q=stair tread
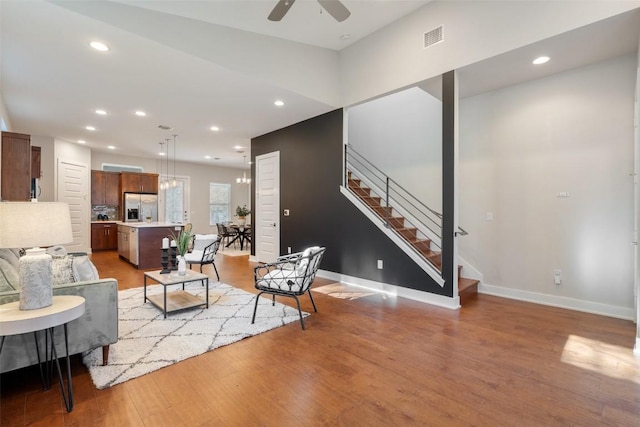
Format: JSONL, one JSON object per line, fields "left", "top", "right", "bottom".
{"left": 459, "top": 277, "right": 479, "bottom": 292}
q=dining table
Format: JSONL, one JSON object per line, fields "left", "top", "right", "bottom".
{"left": 226, "top": 224, "right": 252, "bottom": 251}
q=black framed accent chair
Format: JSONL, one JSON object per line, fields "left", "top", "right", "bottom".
{"left": 252, "top": 246, "right": 326, "bottom": 330}
{"left": 216, "top": 223, "right": 238, "bottom": 250}
{"left": 184, "top": 234, "right": 221, "bottom": 281}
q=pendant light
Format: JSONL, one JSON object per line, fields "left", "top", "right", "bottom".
{"left": 236, "top": 155, "right": 251, "bottom": 184}
{"left": 158, "top": 141, "right": 165, "bottom": 191}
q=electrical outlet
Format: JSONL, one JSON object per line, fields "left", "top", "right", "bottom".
{"left": 288, "top": 246, "right": 292, "bottom": 254}
{"left": 554, "top": 269, "right": 562, "bottom": 285}
{"left": 377, "top": 260, "right": 383, "bottom": 269}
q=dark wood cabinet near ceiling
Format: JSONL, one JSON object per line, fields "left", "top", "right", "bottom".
{"left": 91, "top": 170, "right": 120, "bottom": 206}
{"left": 31, "top": 146, "right": 41, "bottom": 179}
{"left": 1, "top": 131, "right": 31, "bottom": 201}
{"left": 120, "top": 172, "right": 158, "bottom": 194}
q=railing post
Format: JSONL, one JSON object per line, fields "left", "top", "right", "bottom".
{"left": 385, "top": 177, "right": 390, "bottom": 227}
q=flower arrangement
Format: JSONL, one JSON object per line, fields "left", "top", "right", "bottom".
{"left": 236, "top": 205, "right": 251, "bottom": 218}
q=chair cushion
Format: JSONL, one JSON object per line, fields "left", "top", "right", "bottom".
{"left": 258, "top": 269, "right": 303, "bottom": 292}
{"left": 184, "top": 250, "right": 204, "bottom": 263}
{"left": 193, "top": 234, "right": 217, "bottom": 251}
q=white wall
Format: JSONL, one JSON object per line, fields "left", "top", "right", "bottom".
{"left": 459, "top": 54, "right": 637, "bottom": 316}
{"left": 347, "top": 86, "right": 442, "bottom": 211}
{"left": 30, "top": 135, "right": 55, "bottom": 201}
{"left": 340, "top": 1, "right": 640, "bottom": 107}
{"left": 91, "top": 151, "right": 250, "bottom": 233}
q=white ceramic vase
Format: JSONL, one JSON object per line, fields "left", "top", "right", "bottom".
{"left": 177, "top": 255, "right": 187, "bottom": 276}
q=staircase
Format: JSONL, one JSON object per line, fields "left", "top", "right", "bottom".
{"left": 347, "top": 171, "right": 479, "bottom": 303}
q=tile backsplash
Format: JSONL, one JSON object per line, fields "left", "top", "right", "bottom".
{"left": 92, "top": 205, "right": 119, "bottom": 221}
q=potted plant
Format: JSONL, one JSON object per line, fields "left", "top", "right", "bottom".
{"left": 235, "top": 205, "right": 251, "bottom": 226}
{"left": 171, "top": 229, "right": 192, "bottom": 275}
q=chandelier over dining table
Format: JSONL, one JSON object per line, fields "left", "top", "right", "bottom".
{"left": 237, "top": 155, "right": 251, "bottom": 184}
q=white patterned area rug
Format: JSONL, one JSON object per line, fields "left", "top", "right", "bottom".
{"left": 82, "top": 282, "right": 306, "bottom": 389}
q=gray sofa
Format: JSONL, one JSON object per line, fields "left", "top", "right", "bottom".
{"left": 0, "top": 248, "right": 118, "bottom": 373}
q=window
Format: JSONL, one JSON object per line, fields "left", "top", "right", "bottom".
{"left": 165, "top": 180, "right": 185, "bottom": 223}
{"left": 209, "top": 183, "right": 230, "bottom": 225}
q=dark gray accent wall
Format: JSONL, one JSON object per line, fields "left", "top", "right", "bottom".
{"left": 441, "top": 71, "right": 456, "bottom": 297}
{"left": 251, "top": 109, "right": 446, "bottom": 296}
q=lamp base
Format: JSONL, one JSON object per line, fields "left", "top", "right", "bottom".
{"left": 18, "top": 251, "right": 53, "bottom": 310}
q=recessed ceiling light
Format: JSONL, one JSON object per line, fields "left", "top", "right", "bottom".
{"left": 210, "top": 126, "right": 220, "bottom": 132}
{"left": 205, "top": 155, "right": 211, "bottom": 159}
{"left": 78, "top": 140, "right": 86, "bottom": 144}
{"left": 107, "top": 145, "right": 115, "bottom": 150}
{"left": 135, "top": 111, "right": 146, "bottom": 117}
{"left": 90, "top": 41, "right": 109, "bottom": 52}
{"left": 532, "top": 56, "right": 550, "bottom": 65}
{"left": 85, "top": 126, "right": 96, "bottom": 131}
{"left": 95, "top": 109, "right": 107, "bottom": 115}
{"left": 274, "top": 100, "right": 285, "bottom": 107}
{"left": 159, "top": 152, "right": 166, "bottom": 156}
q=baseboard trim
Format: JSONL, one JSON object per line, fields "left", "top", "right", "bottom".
{"left": 317, "top": 269, "right": 460, "bottom": 310}
{"left": 479, "top": 283, "right": 634, "bottom": 320}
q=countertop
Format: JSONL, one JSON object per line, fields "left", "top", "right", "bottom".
{"left": 115, "top": 222, "right": 184, "bottom": 229}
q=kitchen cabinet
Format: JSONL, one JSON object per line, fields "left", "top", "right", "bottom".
{"left": 91, "top": 222, "right": 118, "bottom": 251}
{"left": 119, "top": 172, "right": 158, "bottom": 194}
{"left": 1, "top": 131, "right": 31, "bottom": 201}
{"left": 91, "top": 170, "right": 120, "bottom": 206}
{"left": 31, "top": 146, "right": 41, "bottom": 179}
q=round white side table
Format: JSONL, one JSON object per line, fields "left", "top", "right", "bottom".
{"left": 0, "top": 295, "right": 85, "bottom": 412}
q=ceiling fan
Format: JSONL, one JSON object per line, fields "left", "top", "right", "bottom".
{"left": 268, "top": 0, "right": 351, "bottom": 22}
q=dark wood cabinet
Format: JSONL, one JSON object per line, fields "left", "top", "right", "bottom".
{"left": 120, "top": 172, "right": 158, "bottom": 194}
{"left": 1, "top": 131, "right": 31, "bottom": 201}
{"left": 31, "top": 146, "right": 41, "bottom": 179}
{"left": 91, "top": 170, "right": 120, "bottom": 206}
{"left": 91, "top": 222, "right": 118, "bottom": 251}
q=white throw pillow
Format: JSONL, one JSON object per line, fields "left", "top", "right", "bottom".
{"left": 296, "top": 246, "right": 320, "bottom": 275}
{"left": 52, "top": 255, "right": 75, "bottom": 285}
{"left": 71, "top": 255, "right": 99, "bottom": 282}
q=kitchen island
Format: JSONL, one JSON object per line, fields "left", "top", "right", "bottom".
{"left": 117, "top": 222, "right": 184, "bottom": 269}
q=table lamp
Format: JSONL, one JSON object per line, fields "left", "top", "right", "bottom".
{"left": 0, "top": 202, "right": 73, "bottom": 310}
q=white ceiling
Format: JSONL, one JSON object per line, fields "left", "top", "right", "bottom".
{"left": 0, "top": 0, "right": 431, "bottom": 169}
{"left": 2, "top": 1, "right": 639, "bottom": 170}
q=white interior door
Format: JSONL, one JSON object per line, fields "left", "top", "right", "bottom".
{"left": 255, "top": 151, "right": 280, "bottom": 263}
{"left": 57, "top": 159, "right": 89, "bottom": 253}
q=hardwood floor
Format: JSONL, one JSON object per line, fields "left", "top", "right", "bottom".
{"left": 1, "top": 250, "right": 639, "bottom": 426}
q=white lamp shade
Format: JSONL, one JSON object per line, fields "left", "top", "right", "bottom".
{"left": 0, "top": 202, "right": 73, "bottom": 249}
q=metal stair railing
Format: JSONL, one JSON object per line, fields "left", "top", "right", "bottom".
{"left": 344, "top": 144, "right": 467, "bottom": 274}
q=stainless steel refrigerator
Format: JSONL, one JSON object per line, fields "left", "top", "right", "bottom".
{"left": 124, "top": 192, "right": 158, "bottom": 222}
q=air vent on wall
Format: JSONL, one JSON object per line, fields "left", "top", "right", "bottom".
{"left": 424, "top": 26, "right": 443, "bottom": 48}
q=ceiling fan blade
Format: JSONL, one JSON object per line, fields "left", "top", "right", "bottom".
{"left": 317, "top": 0, "right": 351, "bottom": 22}
{"left": 268, "top": 0, "right": 296, "bottom": 21}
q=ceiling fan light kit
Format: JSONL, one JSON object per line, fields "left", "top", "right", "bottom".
{"left": 268, "top": 0, "right": 350, "bottom": 22}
